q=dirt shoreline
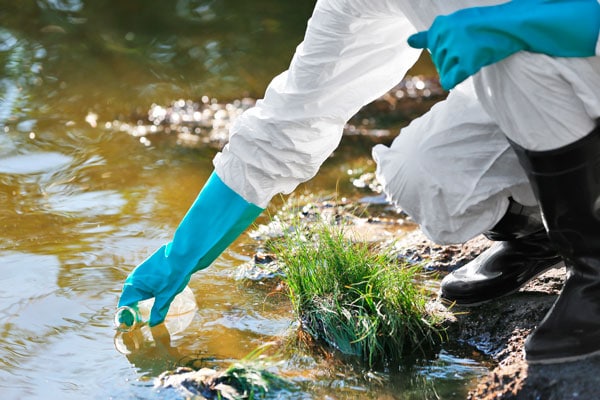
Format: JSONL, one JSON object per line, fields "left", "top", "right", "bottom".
{"left": 395, "top": 229, "right": 600, "bottom": 400}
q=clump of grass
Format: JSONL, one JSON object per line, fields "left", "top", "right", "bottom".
{"left": 273, "top": 222, "right": 445, "bottom": 368}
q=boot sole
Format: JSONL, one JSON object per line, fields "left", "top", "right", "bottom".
{"left": 439, "top": 261, "right": 564, "bottom": 307}
{"left": 525, "top": 347, "right": 600, "bottom": 365}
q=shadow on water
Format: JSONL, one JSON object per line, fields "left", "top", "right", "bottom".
{"left": 0, "top": 1, "right": 486, "bottom": 399}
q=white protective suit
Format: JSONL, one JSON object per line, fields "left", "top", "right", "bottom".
{"left": 213, "top": 0, "right": 600, "bottom": 244}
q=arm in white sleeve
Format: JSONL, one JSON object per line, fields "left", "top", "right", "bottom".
{"left": 213, "top": 0, "right": 421, "bottom": 207}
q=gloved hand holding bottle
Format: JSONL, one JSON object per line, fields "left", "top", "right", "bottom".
{"left": 408, "top": 0, "right": 600, "bottom": 90}
{"left": 117, "top": 172, "right": 263, "bottom": 327}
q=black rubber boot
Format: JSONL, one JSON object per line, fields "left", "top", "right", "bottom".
{"left": 440, "top": 199, "right": 562, "bottom": 306}
{"left": 509, "top": 123, "right": 600, "bottom": 364}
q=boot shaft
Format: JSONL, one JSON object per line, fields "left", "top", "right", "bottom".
{"left": 509, "top": 123, "right": 600, "bottom": 259}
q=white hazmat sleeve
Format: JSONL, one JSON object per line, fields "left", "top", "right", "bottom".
{"left": 213, "top": 0, "right": 421, "bottom": 207}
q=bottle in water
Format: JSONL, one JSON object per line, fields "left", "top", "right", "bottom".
{"left": 114, "top": 285, "right": 197, "bottom": 335}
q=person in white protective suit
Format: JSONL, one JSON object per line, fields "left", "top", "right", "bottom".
{"left": 118, "top": 0, "right": 600, "bottom": 364}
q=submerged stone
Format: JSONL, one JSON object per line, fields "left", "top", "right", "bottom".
{"left": 156, "top": 357, "right": 294, "bottom": 400}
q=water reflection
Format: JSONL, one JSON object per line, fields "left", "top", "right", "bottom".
{"left": 46, "top": 188, "right": 126, "bottom": 215}
{"left": 0, "top": 151, "right": 71, "bottom": 174}
{"left": 0, "top": 252, "right": 61, "bottom": 309}
{"left": 0, "top": 28, "right": 43, "bottom": 126}
{"left": 115, "top": 324, "right": 187, "bottom": 376}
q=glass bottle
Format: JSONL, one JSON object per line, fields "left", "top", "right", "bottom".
{"left": 114, "top": 285, "right": 197, "bottom": 334}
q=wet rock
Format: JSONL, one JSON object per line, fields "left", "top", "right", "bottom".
{"left": 157, "top": 365, "right": 290, "bottom": 400}
{"left": 233, "top": 252, "right": 283, "bottom": 281}
{"left": 156, "top": 347, "right": 294, "bottom": 400}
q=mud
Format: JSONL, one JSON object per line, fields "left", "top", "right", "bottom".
{"left": 392, "top": 229, "right": 600, "bottom": 400}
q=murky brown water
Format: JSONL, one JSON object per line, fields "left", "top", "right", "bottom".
{"left": 0, "top": 1, "right": 487, "bottom": 399}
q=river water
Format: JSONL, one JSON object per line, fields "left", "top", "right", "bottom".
{"left": 0, "top": 1, "right": 489, "bottom": 399}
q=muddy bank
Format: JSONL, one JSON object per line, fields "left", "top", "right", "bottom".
{"left": 375, "top": 224, "right": 600, "bottom": 400}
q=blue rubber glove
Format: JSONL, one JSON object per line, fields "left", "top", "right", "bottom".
{"left": 118, "top": 172, "right": 263, "bottom": 326}
{"left": 408, "top": 0, "right": 600, "bottom": 90}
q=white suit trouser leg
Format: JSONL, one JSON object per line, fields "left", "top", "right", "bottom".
{"left": 373, "top": 53, "right": 600, "bottom": 245}
{"left": 373, "top": 80, "right": 536, "bottom": 245}
{"left": 473, "top": 53, "right": 600, "bottom": 152}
